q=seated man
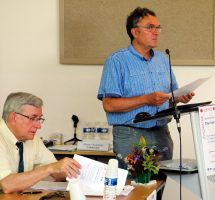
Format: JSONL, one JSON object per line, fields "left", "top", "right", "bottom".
{"left": 0, "top": 92, "right": 81, "bottom": 194}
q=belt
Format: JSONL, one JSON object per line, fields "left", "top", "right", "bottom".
{"left": 114, "top": 125, "right": 163, "bottom": 130}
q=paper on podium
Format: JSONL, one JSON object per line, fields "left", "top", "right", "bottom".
{"left": 66, "top": 154, "right": 128, "bottom": 196}
{"left": 169, "top": 76, "right": 211, "bottom": 97}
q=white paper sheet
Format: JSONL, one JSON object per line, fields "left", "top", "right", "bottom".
{"left": 31, "top": 181, "right": 68, "bottom": 191}
{"left": 169, "top": 76, "right": 211, "bottom": 97}
{"left": 48, "top": 145, "right": 77, "bottom": 151}
{"left": 67, "top": 154, "right": 128, "bottom": 196}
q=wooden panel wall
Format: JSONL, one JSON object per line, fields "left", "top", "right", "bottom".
{"left": 60, "top": 0, "right": 215, "bottom": 65}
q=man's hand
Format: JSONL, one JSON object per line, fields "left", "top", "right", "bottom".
{"left": 145, "top": 92, "right": 170, "bottom": 106}
{"left": 177, "top": 92, "right": 195, "bottom": 104}
{"left": 0, "top": 157, "right": 81, "bottom": 194}
{"left": 49, "top": 157, "right": 81, "bottom": 179}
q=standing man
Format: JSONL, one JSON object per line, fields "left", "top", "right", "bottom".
{"left": 0, "top": 92, "right": 81, "bottom": 193}
{"left": 97, "top": 7, "right": 194, "bottom": 169}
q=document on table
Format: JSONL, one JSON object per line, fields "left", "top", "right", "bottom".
{"left": 48, "top": 145, "right": 77, "bottom": 151}
{"left": 67, "top": 154, "right": 128, "bottom": 196}
{"left": 169, "top": 76, "right": 211, "bottom": 97}
{"left": 31, "top": 181, "right": 68, "bottom": 191}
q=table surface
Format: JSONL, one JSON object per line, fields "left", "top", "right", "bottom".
{"left": 0, "top": 180, "right": 165, "bottom": 200}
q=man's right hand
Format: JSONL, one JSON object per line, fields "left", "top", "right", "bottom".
{"left": 49, "top": 157, "right": 81, "bottom": 179}
{"left": 145, "top": 92, "right": 170, "bottom": 106}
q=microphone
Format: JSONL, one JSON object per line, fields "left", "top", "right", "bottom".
{"left": 165, "top": 49, "right": 182, "bottom": 200}
{"left": 64, "top": 114, "right": 81, "bottom": 144}
{"left": 165, "top": 49, "right": 180, "bottom": 126}
{"left": 72, "top": 115, "right": 79, "bottom": 128}
{"left": 165, "top": 48, "right": 170, "bottom": 55}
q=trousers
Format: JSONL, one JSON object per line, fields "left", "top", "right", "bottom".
{"left": 113, "top": 125, "right": 173, "bottom": 169}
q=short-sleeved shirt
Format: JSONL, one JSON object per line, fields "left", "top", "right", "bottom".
{"left": 97, "top": 44, "right": 178, "bottom": 128}
{"left": 0, "top": 119, "right": 57, "bottom": 180}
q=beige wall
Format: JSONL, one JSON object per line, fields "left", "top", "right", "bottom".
{"left": 0, "top": 1, "right": 215, "bottom": 198}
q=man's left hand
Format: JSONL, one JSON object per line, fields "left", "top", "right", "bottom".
{"left": 177, "top": 92, "right": 195, "bottom": 104}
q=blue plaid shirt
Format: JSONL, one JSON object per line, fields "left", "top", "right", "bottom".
{"left": 97, "top": 44, "right": 178, "bottom": 128}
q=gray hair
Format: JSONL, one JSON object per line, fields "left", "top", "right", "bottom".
{"left": 2, "top": 92, "right": 43, "bottom": 121}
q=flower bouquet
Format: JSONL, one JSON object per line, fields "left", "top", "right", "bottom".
{"left": 125, "top": 136, "right": 160, "bottom": 184}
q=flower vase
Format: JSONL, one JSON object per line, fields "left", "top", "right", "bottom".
{"left": 135, "top": 171, "right": 151, "bottom": 184}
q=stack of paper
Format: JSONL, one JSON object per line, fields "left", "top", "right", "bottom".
{"left": 67, "top": 154, "right": 128, "bottom": 196}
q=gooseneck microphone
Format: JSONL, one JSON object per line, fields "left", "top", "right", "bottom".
{"left": 165, "top": 49, "right": 181, "bottom": 128}
{"left": 166, "top": 49, "right": 182, "bottom": 200}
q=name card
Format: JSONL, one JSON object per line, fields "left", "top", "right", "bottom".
{"left": 77, "top": 140, "right": 110, "bottom": 151}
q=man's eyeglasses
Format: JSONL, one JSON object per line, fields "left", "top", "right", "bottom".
{"left": 15, "top": 112, "right": 45, "bottom": 124}
{"left": 135, "top": 25, "right": 162, "bottom": 33}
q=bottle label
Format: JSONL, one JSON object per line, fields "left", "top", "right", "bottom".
{"left": 104, "top": 178, "right": 117, "bottom": 186}
{"left": 83, "top": 128, "right": 91, "bottom": 133}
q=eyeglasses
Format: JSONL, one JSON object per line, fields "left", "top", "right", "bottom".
{"left": 15, "top": 112, "right": 45, "bottom": 124}
{"left": 135, "top": 25, "right": 162, "bottom": 33}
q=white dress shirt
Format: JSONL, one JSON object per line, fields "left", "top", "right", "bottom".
{"left": 0, "top": 119, "right": 57, "bottom": 180}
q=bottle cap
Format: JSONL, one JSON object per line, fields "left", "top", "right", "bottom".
{"left": 83, "top": 128, "right": 91, "bottom": 133}
{"left": 106, "top": 159, "right": 118, "bottom": 178}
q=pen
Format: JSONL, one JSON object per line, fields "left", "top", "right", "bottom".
{"left": 21, "top": 191, "right": 42, "bottom": 194}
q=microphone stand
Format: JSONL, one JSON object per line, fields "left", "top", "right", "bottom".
{"left": 64, "top": 115, "right": 82, "bottom": 145}
{"left": 166, "top": 49, "right": 182, "bottom": 200}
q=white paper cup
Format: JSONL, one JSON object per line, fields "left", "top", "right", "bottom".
{"left": 106, "top": 159, "right": 118, "bottom": 178}
{"left": 69, "top": 179, "right": 86, "bottom": 200}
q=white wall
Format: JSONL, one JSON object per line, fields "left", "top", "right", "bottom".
{"left": 0, "top": 0, "right": 107, "bottom": 143}
{"left": 0, "top": 1, "right": 215, "bottom": 198}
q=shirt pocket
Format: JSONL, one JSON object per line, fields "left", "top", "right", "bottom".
{"left": 155, "top": 70, "right": 171, "bottom": 93}
{"left": 125, "top": 70, "right": 152, "bottom": 96}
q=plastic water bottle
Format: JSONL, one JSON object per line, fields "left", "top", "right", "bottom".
{"left": 82, "top": 127, "right": 93, "bottom": 140}
{"left": 94, "top": 127, "right": 102, "bottom": 140}
{"left": 103, "top": 159, "right": 118, "bottom": 200}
